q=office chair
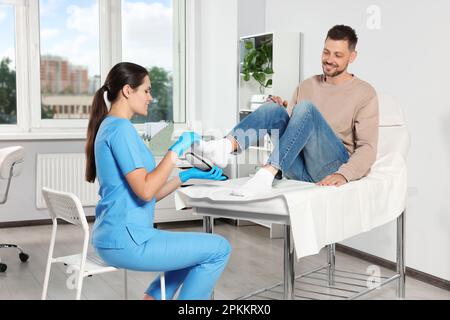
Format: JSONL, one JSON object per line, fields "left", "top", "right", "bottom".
{"left": 0, "top": 146, "right": 29, "bottom": 272}
{"left": 41, "top": 187, "right": 166, "bottom": 300}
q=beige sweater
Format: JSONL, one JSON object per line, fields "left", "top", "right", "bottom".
{"left": 287, "top": 75, "right": 379, "bottom": 182}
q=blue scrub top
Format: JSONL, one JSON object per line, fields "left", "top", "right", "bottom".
{"left": 92, "top": 116, "right": 158, "bottom": 249}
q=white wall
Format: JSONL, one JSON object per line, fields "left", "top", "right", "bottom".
{"left": 193, "top": 0, "right": 238, "bottom": 138}
{"left": 238, "top": 0, "right": 266, "bottom": 37}
{"left": 266, "top": 0, "right": 450, "bottom": 280}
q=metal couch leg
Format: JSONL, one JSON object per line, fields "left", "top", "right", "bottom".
{"left": 203, "top": 216, "right": 214, "bottom": 234}
{"left": 203, "top": 216, "right": 215, "bottom": 300}
{"left": 327, "top": 244, "right": 336, "bottom": 286}
{"left": 396, "top": 210, "right": 406, "bottom": 299}
{"left": 283, "top": 225, "right": 295, "bottom": 300}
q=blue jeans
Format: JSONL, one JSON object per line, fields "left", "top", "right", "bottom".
{"left": 229, "top": 101, "right": 349, "bottom": 182}
{"left": 95, "top": 229, "right": 231, "bottom": 300}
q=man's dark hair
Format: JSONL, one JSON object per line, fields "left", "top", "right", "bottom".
{"left": 326, "top": 25, "right": 358, "bottom": 51}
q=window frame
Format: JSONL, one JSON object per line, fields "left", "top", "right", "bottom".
{"left": 0, "top": 0, "right": 191, "bottom": 139}
{"left": 29, "top": 0, "right": 101, "bottom": 131}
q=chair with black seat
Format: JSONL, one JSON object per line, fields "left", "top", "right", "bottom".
{"left": 0, "top": 146, "right": 29, "bottom": 272}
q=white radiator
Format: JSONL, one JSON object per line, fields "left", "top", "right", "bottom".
{"left": 36, "top": 153, "right": 100, "bottom": 209}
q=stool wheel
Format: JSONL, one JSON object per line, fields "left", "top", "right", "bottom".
{"left": 19, "top": 252, "right": 29, "bottom": 263}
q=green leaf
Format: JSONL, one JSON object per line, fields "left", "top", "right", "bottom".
{"left": 265, "top": 79, "right": 272, "bottom": 87}
{"left": 241, "top": 37, "right": 273, "bottom": 87}
{"left": 253, "top": 72, "right": 266, "bottom": 85}
{"left": 244, "top": 50, "right": 256, "bottom": 67}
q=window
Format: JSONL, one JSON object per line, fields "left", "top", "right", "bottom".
{"left": 39, "top": 0, "right": 100, "bottom": 121}
{"left": 0, "top": 0, "right": 188, "bottom": 138}
{"left": 122, "top": 0, "right": 185, "bottom": 124}
{"left": 0, "top": 4, "right": 17, "bottom": 125}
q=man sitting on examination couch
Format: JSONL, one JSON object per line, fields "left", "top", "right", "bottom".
{"left": 195, "top": 25, "right": 379, "bottom": 197}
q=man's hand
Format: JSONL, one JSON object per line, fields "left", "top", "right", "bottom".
{"left": 268, "top": 95, "right": 288, "bottom": 107}
{"left": 316, "top": 173, "right": 348, "bottom": 187}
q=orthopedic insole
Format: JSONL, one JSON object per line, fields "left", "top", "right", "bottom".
{"left": 185, "top": 152, "right": 228, "bottom": 180}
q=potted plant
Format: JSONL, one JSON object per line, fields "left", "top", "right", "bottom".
{"left": 242, "top": 38, "right": 273, "bottom": 93}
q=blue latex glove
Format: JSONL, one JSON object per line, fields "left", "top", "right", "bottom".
{"left": 168, "top": 131, "right": 201, "bottom": 157}
{"left": 179, "top": 166, "right": 227, "bottom": 183}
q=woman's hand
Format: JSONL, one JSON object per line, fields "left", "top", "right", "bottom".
{"left": 169, "top": 131, "right": 201, "bottom": 157}
{"left": 179, "top": 166, "right": 227, "bottom": 183}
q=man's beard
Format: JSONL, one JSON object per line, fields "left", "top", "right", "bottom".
{"left": 322, "top": 62, "right": 348, "bottom": 78}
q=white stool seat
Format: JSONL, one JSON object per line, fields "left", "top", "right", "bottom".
{"left": 53, "top": 252, "right": 118, "bottom": 275}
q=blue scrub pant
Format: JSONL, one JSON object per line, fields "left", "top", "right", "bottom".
{"left": 95, "top": 229, "right": 231, "bottom": 300}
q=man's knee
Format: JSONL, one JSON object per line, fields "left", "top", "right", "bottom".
{"left": 291, "top": 100, "right": 318, "bottom": 117}
{"left": 259, "top": 102, "right": 288, "bottom": 117}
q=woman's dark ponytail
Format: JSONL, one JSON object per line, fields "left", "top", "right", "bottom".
{"left": 85, "top": 62, "right": 148, "bottom": 183}
{"left": 85, "top": 86, "right": 109, "bottom": 183}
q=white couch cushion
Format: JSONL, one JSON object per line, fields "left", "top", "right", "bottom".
{"left": 376, "top": 94, "right": 410, "bottom": 159}
{"left": 378, "top": 93, "right": 405, "bottom": 126}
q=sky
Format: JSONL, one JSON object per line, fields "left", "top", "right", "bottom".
{"left": 0, "top": 5, "right": 16, "bottom": 69}
{"left": 0, "top": 0, "right": 173, "bottom": 77}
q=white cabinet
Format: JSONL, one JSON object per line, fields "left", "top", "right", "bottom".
{"left": 153, "top": 157, "right": 202, "bottom": 224}
{"left": 235, "top": 32, "right": 302, "bottom": 238}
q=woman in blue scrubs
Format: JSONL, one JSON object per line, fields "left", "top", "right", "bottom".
{"left": 85, "top": 62, "right": 231, "bottom": 300}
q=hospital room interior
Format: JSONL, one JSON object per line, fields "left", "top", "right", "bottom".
{"left": 0, "top": 0, "right": 449, "bottom": 301}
